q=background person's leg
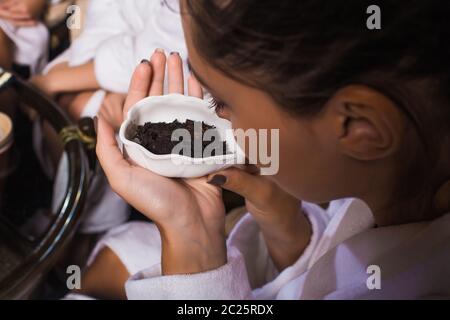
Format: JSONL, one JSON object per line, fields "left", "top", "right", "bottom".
{"left": 59, "top": 90, "right": 96, "bottom": 121}
{"left": 75, "top": 247, "right": 130, "bottom": 300}
{"left": 71, "top": 222, "right": 163, "bottom": 300}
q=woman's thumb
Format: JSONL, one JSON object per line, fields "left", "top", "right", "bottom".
{"left": 207, "top": 167, "right": 268, "bottom": 201}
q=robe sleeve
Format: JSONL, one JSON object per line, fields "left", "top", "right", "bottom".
{"left": 125, "top": 202, "right": 330, "bottom": 300}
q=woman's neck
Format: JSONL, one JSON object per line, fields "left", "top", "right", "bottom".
{"left": 364, "top": 191, "right": 439, "bottom": 227}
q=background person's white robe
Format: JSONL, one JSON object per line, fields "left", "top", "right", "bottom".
{"left": 0, "top": 19, "right": 48, "bottom": 75}
{"left": 46, "top": 0, "right": 188, "bottom": 94}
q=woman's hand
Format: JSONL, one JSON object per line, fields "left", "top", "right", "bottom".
{"left": 207, "top": 167, "right": 312, "bottom": 271}
{"left": 0, "top": 0, "right": 47, "bottom": 27}
{"left": 96, "top": 51, "right": 227, "bottom": 275}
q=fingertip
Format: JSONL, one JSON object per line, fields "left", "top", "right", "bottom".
{"left": 129, "top": 61, "right": 152, "bottom": 90}
{"left": 207, "top": 174, "right": 227, "bottom": 187}
{"left": 168, "top": 52, "right": 182, "bottom": 68}
{"left": 151, "top": 50, "right": 166, "bottom": 67}
{"left": 149, "top": 49, "right": 167, "bottom": 96}
{"left": 152, "top": 48, "right": 166, "bottom": 59}
{"left": 188, "top": 75, "right": 203, "bottom": 98}
{"left": 124, "top": 60, "right": 154, "bottom": 113}
{"left": 135, "top": 60, "right": 152, "bottom": 77}
{"left": 168, "top": 52, "right": 184, "bottom": 94}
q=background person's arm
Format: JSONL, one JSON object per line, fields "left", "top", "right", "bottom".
{"left": 31, "top": 62, "right": 100, "bottom": 96}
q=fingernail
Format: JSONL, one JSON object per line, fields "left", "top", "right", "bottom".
{"left": 155, "top": 48, "right": 165, "bottom": 54}
{"left": 170, "top": 51, "right": 180, "bottom": 56}
{"left": 207, "top": 175, "right": 227, "bottom": 187}
{"left": 93, "top": 116, "right": 98, "bottom": 135}
{"left": 140, "top": 59, "right": 151, "bottom": 65}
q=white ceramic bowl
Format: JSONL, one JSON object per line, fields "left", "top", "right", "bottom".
{"left": 119, "top": 94, "right": 244, "bottom": 178}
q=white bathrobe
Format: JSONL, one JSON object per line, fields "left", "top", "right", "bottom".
{"left": 47, "top": 0, "right": 187, "bottom": 95}
{"left": 0, "top": 17, "right": 48, "bottom": 75}
{"left": 79, "top": 198, "right": 450, "bottom": 300}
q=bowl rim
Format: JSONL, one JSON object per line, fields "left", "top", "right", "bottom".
{"left": 119, "top": 94, "right": 240, "bottom": 164}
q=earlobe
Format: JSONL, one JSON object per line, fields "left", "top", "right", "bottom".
{"left": 330, "top": 86, "right": 405, "bottom": 161}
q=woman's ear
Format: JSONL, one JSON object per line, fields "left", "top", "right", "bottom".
{"left": 328, "top": 85, "right": 406, "bottom": 161}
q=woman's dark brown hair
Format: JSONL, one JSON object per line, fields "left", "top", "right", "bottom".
{"left": 181, "top": 0, "right": 450, "bottom": 219}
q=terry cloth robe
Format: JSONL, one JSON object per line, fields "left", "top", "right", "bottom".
{"left": 76, "top": 198, "right": 450, "bottom": 299}
{"left": 45, "top": 0, "right": 188, "bottom": 96}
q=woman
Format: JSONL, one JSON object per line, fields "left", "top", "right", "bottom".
{"left": 82, "top": 0, "right": 450, "bottom": 299}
